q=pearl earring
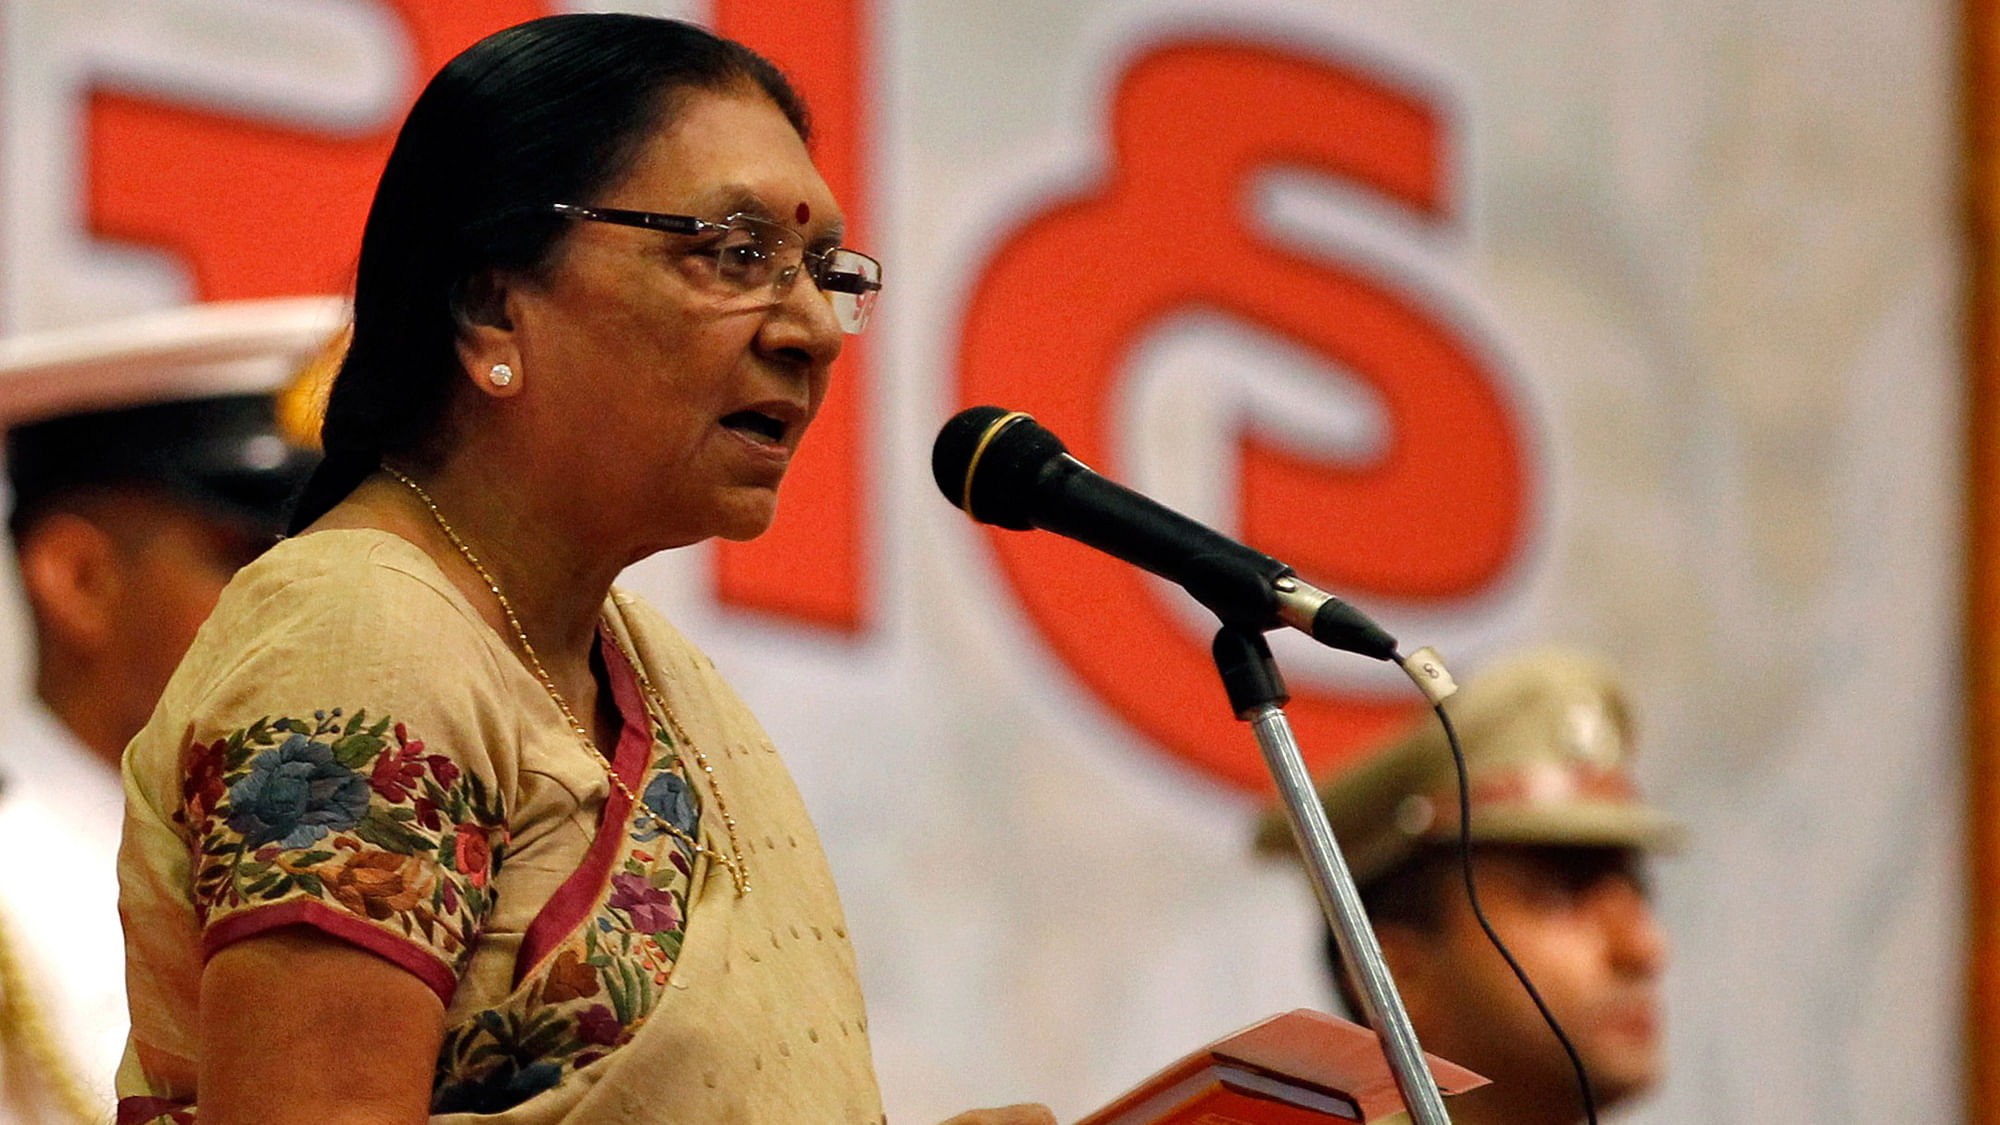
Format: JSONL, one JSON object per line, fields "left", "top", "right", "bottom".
{"left": 487, "top": 362, "right": 515, "bottom": 388}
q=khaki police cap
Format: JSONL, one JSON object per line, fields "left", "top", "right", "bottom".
{"left": 1254, "top": 647, "right": 1683, "bottom": 886}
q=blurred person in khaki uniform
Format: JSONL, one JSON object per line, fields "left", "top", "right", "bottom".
{"left": 0, "top": 298, "right": 332, "bottom": 1123}
{"left": 1256, "top": 648, "right": 1680, "bottom": 1125}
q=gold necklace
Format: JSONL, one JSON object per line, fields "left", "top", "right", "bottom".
{"left": 384, "top": 467, "right": 749, "bottom": 896}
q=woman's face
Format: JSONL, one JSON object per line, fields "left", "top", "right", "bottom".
{"left": 500, "top": 88, "right": 846, "bottom": 550}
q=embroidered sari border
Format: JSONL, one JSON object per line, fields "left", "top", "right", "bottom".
{"left": 201, "top": 898, "right": 460, "bottom": 1004}
{"left": 512, "top": 627, "right": 656, "bottom": 985}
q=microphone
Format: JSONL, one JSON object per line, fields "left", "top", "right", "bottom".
{"left": 932, "top": 406, "right": 1399, "bottom": 661}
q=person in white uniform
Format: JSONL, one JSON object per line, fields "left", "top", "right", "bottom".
{"left": 0, "top": 299, "right": 332, "bottom": 1123}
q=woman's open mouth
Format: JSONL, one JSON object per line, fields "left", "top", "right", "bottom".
{"left": 720, "top": 409, "right": 787, "bottom": 444}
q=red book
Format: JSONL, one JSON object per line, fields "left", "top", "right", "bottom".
{"left": 1076, "top": 1009, "right": 1487, "bottom": 1125}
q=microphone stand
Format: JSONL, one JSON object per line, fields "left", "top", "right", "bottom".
{"left": 1212, "top": 627, "right": 1453, "bottom": 1125}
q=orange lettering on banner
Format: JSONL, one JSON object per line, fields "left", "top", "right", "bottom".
{"left": 954, "top": 42, "right": 1531, "bottom": 791}
{"left": 86, "top": 2, "right": 550, "bottom": 300}
{"left": 712, "top": 0, "right": 872, "bottom": 633}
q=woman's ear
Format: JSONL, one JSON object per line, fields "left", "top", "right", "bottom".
{"left": 453, "top": 270, "right": 525, "bottom": 399}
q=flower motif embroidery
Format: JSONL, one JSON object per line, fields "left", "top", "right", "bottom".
{"left": 454, "top": 823, "right": 493, "bottom": 889}
{"left": 369, "top": 746, "right": 425, "bottom": 804}
{"left": 175, "top": 695, "right": 724, "bottom": 1118}
{"left": 576, "top": 1004, "right": 622, "bottom": 1047}
{"left": 188, "top": 708, "right": 698, "bottom": 1116}
{"left": 185, "top": 708, "right": 506, "bottom": 964}
{"left": 639, "top": 770, "right": 698, "bottom": 837}
{"left": 431, "top": 740, "right": 699, "bottom": 1113}
{"left": 432, "top": 1057, "right": 565, "bottom": 1116}
{"left": 322, "top": 848, "right": 435, "bottom": 921}
{"left": 541, "top": 949, "right": 599, "bottom": 1004}
{"left": 608, "top": 871, "right": 681, "bottom": 936}
{"left": 225, "top": 733, "right": 371, "bottom": 849}
{"left": 177, "top": 728, "right": 229, "bottom": 827}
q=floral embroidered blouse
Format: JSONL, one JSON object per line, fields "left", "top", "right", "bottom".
{"left": 115, "top": 530, "right": 882, "bottom": 1124}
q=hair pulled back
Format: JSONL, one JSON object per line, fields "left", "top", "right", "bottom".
{"left": 288, "top": 14, "right": 809, "bottom": 533}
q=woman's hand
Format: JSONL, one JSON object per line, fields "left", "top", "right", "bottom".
{"left": 937, "top": 1106, "right": 1058, "bottom": 1125}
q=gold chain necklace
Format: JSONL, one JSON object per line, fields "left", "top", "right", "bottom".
{"left": 384, "top": 467, "right": 749, "bottom": 896}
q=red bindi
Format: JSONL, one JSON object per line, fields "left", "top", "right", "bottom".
{"left": 795, "top": 202, "right": 811, "bottom": 224}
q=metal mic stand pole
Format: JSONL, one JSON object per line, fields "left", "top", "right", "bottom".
{"left": 1212, "top": 626, "right": 1453, "bottom": 1125}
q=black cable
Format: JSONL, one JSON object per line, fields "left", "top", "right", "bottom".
{"left": 1432, "top": 700, "right": 1599, "bottom": 1125}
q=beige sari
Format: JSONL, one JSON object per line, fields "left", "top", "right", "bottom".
{"left": 116, "top": 530, "right": 883, "bottom": 1123}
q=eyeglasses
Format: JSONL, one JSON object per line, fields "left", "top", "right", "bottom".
{"left": 548, "top": 203, "right": 882, "bottom": 334}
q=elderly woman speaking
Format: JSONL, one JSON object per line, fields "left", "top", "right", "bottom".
{"left": 112, "top": 15, "right": 1048, "bottom": 1125}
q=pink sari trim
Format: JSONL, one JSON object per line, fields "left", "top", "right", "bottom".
{"left": 200, "top": 897, "right": 460, "bottom": 1004}
{"left": 511, "top": 628, "right": 655, "bottom": 986}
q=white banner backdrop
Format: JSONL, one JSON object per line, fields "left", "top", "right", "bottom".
{"left": 0, "top": 1, "right": 1964, "bottom": 1122}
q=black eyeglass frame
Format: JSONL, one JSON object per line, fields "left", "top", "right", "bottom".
{"left": 546, "top": 202, "right": 883, "bottom": 297}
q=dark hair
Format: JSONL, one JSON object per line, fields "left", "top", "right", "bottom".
{"left": 288, "top": 14, "right": 809, "bottom": 533}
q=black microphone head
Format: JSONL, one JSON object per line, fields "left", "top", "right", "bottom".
{"left": 931, "top": 406, "right": 1067, "bottom": 530}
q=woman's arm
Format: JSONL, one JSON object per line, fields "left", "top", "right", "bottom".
{"left": 196, "top": 926, "right": 445, "bottom": 1125}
